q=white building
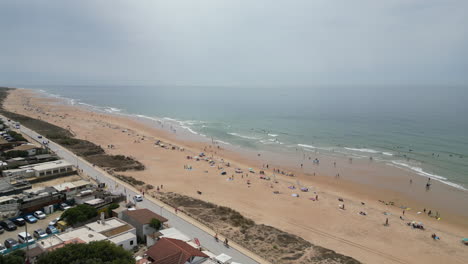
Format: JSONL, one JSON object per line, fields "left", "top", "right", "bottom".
{"left": 38, "top": 217, "right": 137, "bottom": 251}
{"left": 2, "top": 160, "right": 75, "bottom": 178}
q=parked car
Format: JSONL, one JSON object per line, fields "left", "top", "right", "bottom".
{"left": 46, "top": 226, "right": 58, "bottom": 235}
{"left": 17, "top": 232, "right": 34, "bottom": 244}
{"left": 133, "top": 195, "right": 143, "bottom": 202}
{"left": 33, "top": 211, "right": 46, "bottom": 220}
{"left": 48, "top": 217, "right": 60, "bottom": 226}
{"left": 33, "top": 229, "right": 47, "bottom": 239}
{"left": 0, "top": 220, "right": 17, "bottom": 231}
{"left": 0, "top": 226, "right": 3, "bottom": 234}
{"left": 4, "top": 238, "right": 19, "bottom": 249}
{"left": 12, "top": 218, "right": 25, "bottom": 226}
{"left": 0, "top": 244, "right": 6, "bottom": 254}
{"left": 24, "top": 215, "right": 38, "bottom": 224}
{"left": 59, "top": 203, "right": 71, "bottom": 210}
{"left": 37, "top": 135, "right": 42, "bottom": 139}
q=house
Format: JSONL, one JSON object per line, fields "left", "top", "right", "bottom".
{"left": 6, "top": 144, "right": 40, "bottom": 156}
{"left": 38, "top": 217, "right": 137, "bottom": 251}
{"left": 146, "top": 237, "right": 209, "bottom": 264}
{"left": 121, "top": 208, "right": 168, "bottom": 242}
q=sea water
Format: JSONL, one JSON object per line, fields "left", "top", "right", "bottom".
{"left": 21, "top": 84, "right": 468, "bottom": 190}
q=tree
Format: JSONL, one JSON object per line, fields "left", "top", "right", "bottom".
{"left": 107, "top": 203, "right": 120, "bottom": 216}
{"left": 149, "top": 218, "right": 161, "bottom": 230}
{"left": 61, "top": 204, "right": 97, "bottom": 225}
{"left": 0, "top": 249, "right": 25, "bottom": 264}
{"left": 37, "top": 240, "right": 134, "bottom": 264}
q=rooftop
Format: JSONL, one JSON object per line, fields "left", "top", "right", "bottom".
{"left": 9, "top": 144, "right": 38, "bottom": 151}
{"left": 32, "top": 160, "right": 73, "bottom": 171}
{"left": 53, "top": 179, "right": 91, "bottom": 192}
{"left": 146, "top": 238, "right": 208, "bottom": 264}
{"left": 86, "top": 218, "right": 132, "bottom": 234}
{"left": 123, "top": 208, "right": 168, "bottom": 225}
{"left": 159, "top": 228, "right": 191, "bottom": 242}
{"left": 58, "top": 227, "right": 107, "bottom": 243}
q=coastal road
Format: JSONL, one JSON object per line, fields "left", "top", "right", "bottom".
{"left": 13, "top": 121, "right": 262, "bottom": 264}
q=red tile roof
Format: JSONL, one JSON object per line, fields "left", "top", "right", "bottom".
{"left": 123, "top": 209, "right": 168, "bottom": 225}
{"left": 146, "top": 238, "right": 208, "bottom": 264}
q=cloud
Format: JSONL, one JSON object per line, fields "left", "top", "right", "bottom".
{"left": 0, "top": 0, "right": 467, "bottom": 86}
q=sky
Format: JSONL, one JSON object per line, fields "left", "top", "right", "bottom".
{"left": 0, "top": 0, "right": 467, "bottom": 86}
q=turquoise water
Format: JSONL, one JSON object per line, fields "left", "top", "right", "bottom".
{"left": 23, "top": 85, "right": 468, "bottom": 190}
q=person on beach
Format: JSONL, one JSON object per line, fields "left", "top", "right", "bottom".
{"left": 385, "top": 218, "right": 389, "bottom": 226}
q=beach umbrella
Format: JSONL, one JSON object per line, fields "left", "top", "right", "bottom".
{"left": 462, "top": 238, "right": 468, "bottom": 245}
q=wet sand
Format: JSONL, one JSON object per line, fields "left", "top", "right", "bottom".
{"left": 4, "top": 88, "right": 468, "bottom": 264}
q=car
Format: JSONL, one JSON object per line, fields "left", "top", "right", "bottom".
{"left": 33, "top": 229, "right": 47, "bottom": 239}
{"left": 24, "top": 215, "right": 38, "bottom": 224}
{"left": 17, "top": 232, "right": 34, "bottom": 244}
{"left": 0, "top": 220, "right": 17, "bottom": 231}
{"left": 48, "top": 217, "right": 60, "bottom": 226}
{"left": 133, "top": 195, "right": 143, "bottom": 202}
{"left": 4, "top": 238, "right": 19, "bottom": 249}
{"left": 37, "top": 135, "right": 42, "bottom": 139}
{"left": 0, "top": 226, "right": 3, "bottom": 234}
{"left": 46, "top": 226, "right": 58, "bottom": 235}
{"left": 12, "top": 218, "right": 25, "bottom": 226}
{"left": 33, "top": 211, "right": 46, "bottom": 220}
{"left": 59, "top": 203, "right": 71, "bottom": 210}
{"left": 0, "top": 244, "right": 6, "bottom": 254}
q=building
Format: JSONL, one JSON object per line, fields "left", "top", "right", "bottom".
{"left": 2, "top": 160, "right": 75, "bottom": 179}
{"left": 38, "top": 217, "right": 137, "bottom": 251}
{"left": 146, "top": 237, "right": 209, "bottom": 264}
{"left": 121, "top": 208, "right": 168, "bottom": 242}
{"left": 6, "top": 143, "right": 40, "bottom": 156}
{"left": 53, "top": 179, "right": 93, "bottom": 200}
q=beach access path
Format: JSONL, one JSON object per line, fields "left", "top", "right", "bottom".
{"left": 11, "top": 118, "right": 264, "bottom": 264}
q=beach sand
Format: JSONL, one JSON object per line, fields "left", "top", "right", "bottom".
{"left": 5, "top": 88, "right": 468, "bottom": 264}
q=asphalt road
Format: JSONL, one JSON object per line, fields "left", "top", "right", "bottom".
{"left": 16, "top": 122, "right": 260, "bottom": 264}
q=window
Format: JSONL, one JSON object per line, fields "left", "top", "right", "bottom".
{"left": 119, "top": 244, "right": 123, "bottom": 247}
{"left": 53, "top": 169, "right": 59, "bottom": 174}
{"left": 46, "top": 171, "right": 52, "bottom": 175}
{"left": 130, "top": 240, "right": 134, "bottom": 245}
{"left": 39, "top": 172, "right": 45, "bottom": 176}
{"left": 60, "top": 168, "right": 65, "bottom": 172}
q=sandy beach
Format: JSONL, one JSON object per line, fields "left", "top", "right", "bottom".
{"left": 4, "top": 88, "right": 468, "bottom": 264}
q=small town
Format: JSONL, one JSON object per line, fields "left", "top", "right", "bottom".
{"left": 0, "top": 117, "right": 245, "bottom": 264}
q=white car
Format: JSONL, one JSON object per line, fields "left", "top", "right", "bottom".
{"left": 33, "top": 211, "right": 46, "bottom": 220}
{"left": 133, "top": 195, "right": 143, "bottom": 202}
{"left": 48, "top": 217, "right": 60, "bottom": 226}
{"left": 18, "top": 232, "right": 34, "bottom": 244}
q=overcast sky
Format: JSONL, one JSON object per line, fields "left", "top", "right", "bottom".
{"left": 0, "top": 0, "right": 467, "bottom": 86}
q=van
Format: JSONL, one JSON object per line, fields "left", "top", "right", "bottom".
{"left": 18, "top": 232, "right": 34, "bottom": 244}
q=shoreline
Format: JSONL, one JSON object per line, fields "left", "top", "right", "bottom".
{"left": 5, "top": 88, "right": 468, "bottom": 264}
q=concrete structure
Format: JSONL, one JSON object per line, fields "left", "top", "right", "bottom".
{"left": 38, "top": 217, "right": 137, "bottom": 251}
{"left": 147, "top": 227, "right": 191, "bottom": 247}
{"left": 122, "top": 208, "right": 168, "bottom": 242}
{"left": 2, "top": 160, "right": 74, "bottom": 179}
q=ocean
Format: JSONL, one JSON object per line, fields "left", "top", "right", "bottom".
{"left": 21, "top": 84, "right": 468, "bottom": 190}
